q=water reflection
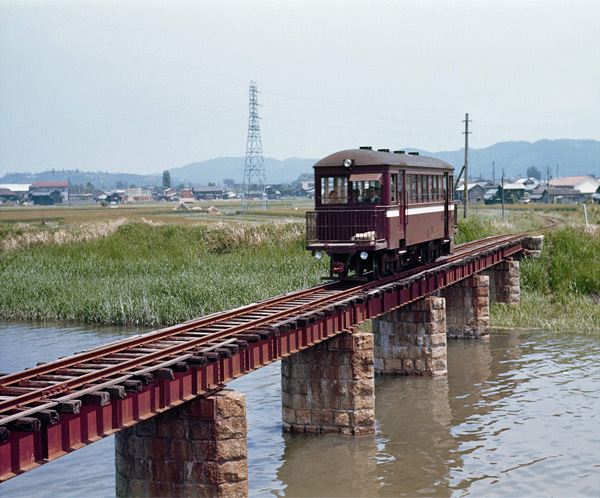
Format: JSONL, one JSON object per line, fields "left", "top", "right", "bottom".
{"left": 445, "top": 330, "right": 600, "bottom": 497}
{"left": 275, "top": 433, "right": 379, "bottom": 497}
{"left": 373, "top": 376, "right": 453, "bottom": 497}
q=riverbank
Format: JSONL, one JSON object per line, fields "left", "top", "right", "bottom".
{"left": 456, "top": 207, "right": 600, "bottom": 331}
{"left": 1, "top": 204, "right": 598, "bottom": 330}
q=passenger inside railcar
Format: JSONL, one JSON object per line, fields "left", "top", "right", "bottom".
{"left": 321, "top": 176, "right": 348, "bottom": 204}
{"left": 351, "top": 180, "right": 382, "bottom": 203}
{"left": 328, "top": 190, "right": 341, "bottom": 203}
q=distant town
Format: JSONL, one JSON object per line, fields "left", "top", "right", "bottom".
{"left": 0, "top": 179, "right": 310, "bottom": 206}
{"left": 1, "top": 173, "right": 599, "bottom": 207}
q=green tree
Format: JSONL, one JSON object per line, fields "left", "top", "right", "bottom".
{"left": 527, "top": 166, "right": 542, "bottom": 180}
{"left": 162, "top": 170, "right": 172, "bottom": 188}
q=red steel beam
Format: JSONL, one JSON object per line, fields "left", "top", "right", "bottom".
{"left": 0, "top": 238, "right": 528, "bottom": 481}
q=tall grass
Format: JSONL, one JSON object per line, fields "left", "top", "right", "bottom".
{"left": 455, "top": 211, "right": 599, "bottom": 330}
{"left": 493, "top": 225, "right": 600, "bottom": 331}
{"left": 0, "top": 221, "right": 327, "bottom": 326}
{"left": 0, "top": 219, "right": 129, "bottom": 254}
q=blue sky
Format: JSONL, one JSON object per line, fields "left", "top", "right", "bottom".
{"left": 1, "top": 0, "right": 598, "bottom": 174}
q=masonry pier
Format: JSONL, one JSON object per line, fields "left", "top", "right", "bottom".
{"left": 281, "top": 329, "right": 375, "bottom": 435}
{"left": 373, "top": 296, "right": 447, "bottom": 376}
{"left": 440, "top": 274, "right": 490, "bottom": 338}
{"left": 115, "top": 390, "right": 248, "bottom": 498}
{"left": 483, "top": 259, "right": 520, "bottom": 306}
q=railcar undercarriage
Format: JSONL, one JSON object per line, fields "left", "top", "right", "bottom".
{"left": 322, "top": 238, "right": 452, "bottom": 281}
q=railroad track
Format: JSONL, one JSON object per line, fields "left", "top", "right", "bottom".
{"left": 0, "top": 229, "right": 539, "bottom": 430}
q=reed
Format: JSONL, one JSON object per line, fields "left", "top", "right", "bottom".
{"left": 0, "top": 221, "right": 326, "bottom": 326}
{"left": 492, "top": 225, "right": 600, "bottom": 330}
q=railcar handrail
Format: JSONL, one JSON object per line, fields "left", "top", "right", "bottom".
{"left": 306, "top": 208, "right": 388, "bottom": 244}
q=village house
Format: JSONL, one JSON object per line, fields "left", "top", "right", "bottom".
{"left": 499, "top": 183, "right": 526, "bottom": 203}
{"left": 160, "top": 188, "right": 179, "bottom": 201}
{"left": 530, "top": 186, "right": 585, "bottom": 204}
{"left": 28, "top": 181, "right": 69, "bottom": 205}
{"left": 192, "top": 186, "right": 224, "bottom": 200}
{"left": 454, "top": 183, "right": 487, "bottom": 204}
{"left": 549, "top": 176, "right": 600, "bottom": 199}
{"left": 0, "top": 188, "right": 19, "bottom": 203}
{"left": 181, "top": 187, "right": 195, "bottom": 202}
{"left": 0, "top": 184, "right": 30, "bottom": 203}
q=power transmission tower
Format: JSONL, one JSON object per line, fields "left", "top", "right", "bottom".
{"left": 240, "top": 81, "right": 268, "bottom": 212}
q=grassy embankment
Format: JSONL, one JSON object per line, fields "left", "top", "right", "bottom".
{"left": 0, "top": 212, "right": 326, "bottom": 326}
{"left": 455, "top": 204, "right": 600, "bottom": 331}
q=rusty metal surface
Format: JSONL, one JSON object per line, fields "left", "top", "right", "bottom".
{"left": 0, "top": 234, "right": 531, "bottom": 481}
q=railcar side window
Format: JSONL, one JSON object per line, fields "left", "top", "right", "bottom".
{"left": 321, "top": 176, "right": 348, "bottom": 204}
{"left": 391, "top": 174, "right": 398, "bottom": 203}
{"left": 409, "top": 175, "right": 417, "bottom": 202}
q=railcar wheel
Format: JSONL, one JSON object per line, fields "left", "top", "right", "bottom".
{"left": 372, "top": 253, "right": 386, "bottom": 280}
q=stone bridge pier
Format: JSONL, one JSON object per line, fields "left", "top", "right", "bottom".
{"left": 115, "top": 390, "right": 248, "bottom": 497}
{"left": 281, "top": 329, "right": 375, "bottom": 435}
{"left": 114, "top": 260, "right": 523, "bottom": 496}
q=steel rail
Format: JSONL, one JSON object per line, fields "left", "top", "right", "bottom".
{"left": 0, "top": 280, "right": 345, "bottom": 388}
{"left": 0, "top": 230, "right": 536, "bottom": 420}
{"left": 0, "top": 283, "right": 370, "bottom": 413}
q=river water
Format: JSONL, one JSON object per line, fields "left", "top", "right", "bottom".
{"left": 1, "top": 321, "right": 599, "bottom": 497}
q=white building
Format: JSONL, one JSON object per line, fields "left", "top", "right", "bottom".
{"left": 549, "top": 176, "right": 600, "bottom": 196}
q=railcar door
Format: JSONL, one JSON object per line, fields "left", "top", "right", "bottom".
{"left": 444, "top": 172, "right": 450, "bottom": 240}
{"left": 386, "top": 172, "right": 401, "bottom": 249}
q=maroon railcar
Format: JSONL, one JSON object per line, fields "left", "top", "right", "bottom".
{"left": 306, "top": 148, "right": 457, "bottom": 279}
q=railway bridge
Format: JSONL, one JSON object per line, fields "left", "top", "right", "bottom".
{"left": 0, "top": 233, "right": 543, "bottom": 496}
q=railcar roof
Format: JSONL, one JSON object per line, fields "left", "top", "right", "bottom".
{"left": 314, "top": 149, "right": 454, "bottom": 170}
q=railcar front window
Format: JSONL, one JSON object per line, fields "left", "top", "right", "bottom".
{"left": 321, "top": 176, "right": 348, "bottom": 204}
{"left": 352, "top": 180, "right": 381, "bottom": 203}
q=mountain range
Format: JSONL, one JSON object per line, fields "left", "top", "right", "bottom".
{"left": 170, "top": 139, "right": 599, "bottom": 184}
{"left": 1, "top": 140, "right": 597, "bottom": 189}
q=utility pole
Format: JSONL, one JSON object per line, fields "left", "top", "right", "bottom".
{"left": 463, "top": 113, "right": 471, "bottom": 219}
{"left": 241, "top": 81, "right": 268, "bottom": 212}
{"left": 501, "top": 175, "right": 505, "bottom": 221}
{"left": 492, "top": 161, "right": 495, "bottom": 184}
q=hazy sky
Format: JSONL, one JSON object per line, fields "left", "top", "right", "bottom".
{"left": 1, "top": 0, "right": 598, "bottom": 175}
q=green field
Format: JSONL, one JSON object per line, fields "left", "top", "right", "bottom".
{"left": 1, "top": 201, "right": 598, "bottom": 330}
